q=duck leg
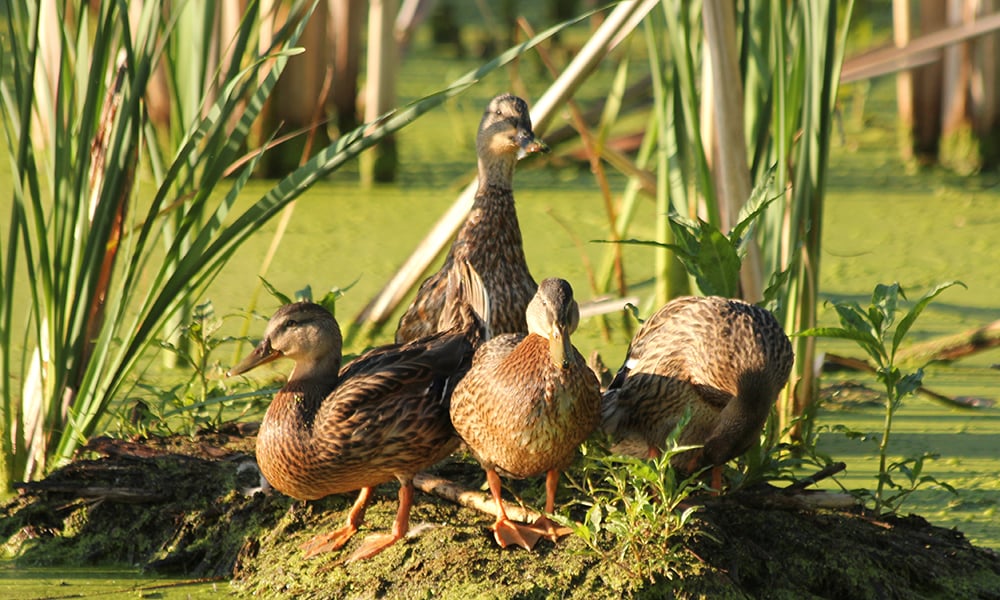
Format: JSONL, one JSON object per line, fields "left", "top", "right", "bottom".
{"left": 346, "top": 481, "right": 415, "bottom": 563}
{"left": 524, "top": 469, "right": 572, "bottom": 543}
{"left": 301, "top": 487, "right": 373, "bottom": 558}
{"left": 709, "top": 465, "right": 723, "bottom": 493}
{"left": 683, "top": 450, "right": 723, "bottom": 494}
{"left": 486, "top": 468, "right": 542, "bottom": 551}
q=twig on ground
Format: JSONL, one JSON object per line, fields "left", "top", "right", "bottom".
{"left": 784, "top": 462, "right": 847, "bottom": 492}
{"left": 412, "top": 472, "right": 541, "bottom": 523}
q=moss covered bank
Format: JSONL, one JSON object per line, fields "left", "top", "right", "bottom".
{"left": 3, "top": 428, "right": 999, "bottom": 599}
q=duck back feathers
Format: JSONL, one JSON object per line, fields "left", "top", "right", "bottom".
{"left": 602, "top": 296, "right": 793, "bottom": 471}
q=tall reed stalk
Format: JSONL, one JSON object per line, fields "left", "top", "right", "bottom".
{"left": 746, "top": 1, "right": 854, "bottom": 443}
{"left": 593, "top": 1, "right": 853, "bottom": 445}
{"left": 0, "top": 0, "right": 312, "bottom": 490}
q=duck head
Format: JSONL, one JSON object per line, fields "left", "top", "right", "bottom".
{"left": 228, "top": 301, "right": 343, "bottom": 379}
{"left": 526, "top": 278, "right": 580, "bottom": 370}
{"left": 477, "top": 94, "right": 549, "bottom": 165}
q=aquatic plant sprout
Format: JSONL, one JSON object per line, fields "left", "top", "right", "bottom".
{"left": 801, "top": 281, "right": 965, "bottom": 514}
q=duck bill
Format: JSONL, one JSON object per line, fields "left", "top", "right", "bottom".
{"left": 549, "top": 326, "right": 573, "bottom": 370}
{"left": 516, "top": 129, "right": 549, "bottom": 159}
{"left": 227, "top": 338, "right": 281, "bottom": 377}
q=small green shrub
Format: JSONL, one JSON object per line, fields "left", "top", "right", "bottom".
{"left": 738, "top": 410, "right": 841, "bottom": 490}
{"left": 114, "top": 301, "right": 266, "bottom": 438}
{"left": 562, "top": 414, "right": 706, "bottom": 591}
{"left": 802, "top": 282, "right": 963, "bottom": 514}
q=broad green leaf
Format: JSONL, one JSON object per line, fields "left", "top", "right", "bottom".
{"left": 731, "top": 170, "right": 779, "bottom": 247}
{"left": 896, "top": 369, "right": 924, "bottom": 398}
{"left": 869, "top": 282, "right": 902, "bottom": 335}
{"left": 891, "top": 281, "right": 965, "bottom": 358}
{"left": 691, "top": 223, "right": 741, "bottom": 297}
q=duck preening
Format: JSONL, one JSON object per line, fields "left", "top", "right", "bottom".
{"left": 601, "top": 296, "right": 794, "bottom": 490}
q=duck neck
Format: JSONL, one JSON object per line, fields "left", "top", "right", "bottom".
{"left": 734, "top": 372, "right": 778, "bottom": 424}
{"left": 458, "top": 176, "right": 524, "bottom": 260}
{"left": 290, "top": 352, "right": 342, "bottom": 386}
{"left": 477, "top": 155, "right": 517, "bottom": 194}
{"left": 266, "top": 355, "right": 341, "bottom": 433}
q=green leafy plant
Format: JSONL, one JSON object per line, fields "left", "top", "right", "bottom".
{"left": 608, "top": 175, "right": 787, "bottom": 303}
{"left": 112, "top": 302, "right": 261, "bottom": 439}
{"left": 162, "top": 302, "right": 230, "bottom": 409}
{"left": 562, "top": 413, "right": 706, "bottom": 590}
{"left": 150, "top": 301, "right": 261, "bottom": 431}
{"left": 869, "top": 451, "right": 956, "bottom": 514}
{"left": 737, "top": 410, "right": 839, "bottom": 490}
{"left": 801, "top": 282, "right": 964, "bottom": 514}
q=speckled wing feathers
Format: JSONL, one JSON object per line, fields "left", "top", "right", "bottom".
{"left": 395, "top": 264, "right": 452, "bottom": 343}
{"left": 450, "top": 333, "right": 601, "bottom": 479}
{"left": 256, "top": 336, "right": 468, "bottom": 500}
{"left": 601, "top": 296, "right": 793, "bottom": 471}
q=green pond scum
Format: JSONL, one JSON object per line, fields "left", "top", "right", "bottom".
{"left": 0, "top": 566, "right": 225, "bottom": 599}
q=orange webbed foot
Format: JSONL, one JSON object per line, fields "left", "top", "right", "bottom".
{"left": 345, "top": 532, "right": 404, "bottom": 563}
{"left": 300, "top": 525, "right": 359, "bottom": 558}
{"left": 301, "top": 487, "right": 374, "bottom": 558}
{"left": 524, "top": 515, "right": 573, "bottom": 544}
{"left": 493, "top": 518, "right": 543, "bottom": 551}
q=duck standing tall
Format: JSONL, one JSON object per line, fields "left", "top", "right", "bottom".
{"left": 450, "top": 278, "right": 601, "bottom": 550}
{"left": 395, "top": 93, "right": 547, "bottom": 343}
{"left": 229, "top": 265, "right": 488, "bottom": 562}
{"left": 601, "top": 296, "right": 794, "bottom": 489}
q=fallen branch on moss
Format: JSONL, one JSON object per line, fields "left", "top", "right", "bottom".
{"left": 14, "top": 481, "right": 165, "bottom": 503}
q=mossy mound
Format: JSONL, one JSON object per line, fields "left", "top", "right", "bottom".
{"left": 3, "top": 431, "right": 999, "bottom": 599}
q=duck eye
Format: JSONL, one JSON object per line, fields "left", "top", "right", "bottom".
{"left": 284, "top": 319, "right": 298, "bottom": 328}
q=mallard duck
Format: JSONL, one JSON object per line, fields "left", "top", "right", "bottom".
{"left": 449, "top": 278, "right": 601, "bottom": 550}
{"left": 395, "top": 93, "right": 548, "bottom": 344}
{"left": 229, "top": 266, "right": 487, "bottom": 562}
{"left": 601, "top": 296, "right": 794, "bottom": 489}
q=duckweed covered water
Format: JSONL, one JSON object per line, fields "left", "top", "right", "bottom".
{"left": 0, "top": 566, "right": 227, "bottom": 599}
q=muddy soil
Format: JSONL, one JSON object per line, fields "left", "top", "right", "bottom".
{"left": 3, "top": 426, "right": 999, "bottom": 599}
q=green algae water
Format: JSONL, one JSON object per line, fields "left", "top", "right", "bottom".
{"left": 0, "top": 566, "right": 226, "bottom": 598}
{"left": 810, "top": 87, "right": 1000, "bottom": 550}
